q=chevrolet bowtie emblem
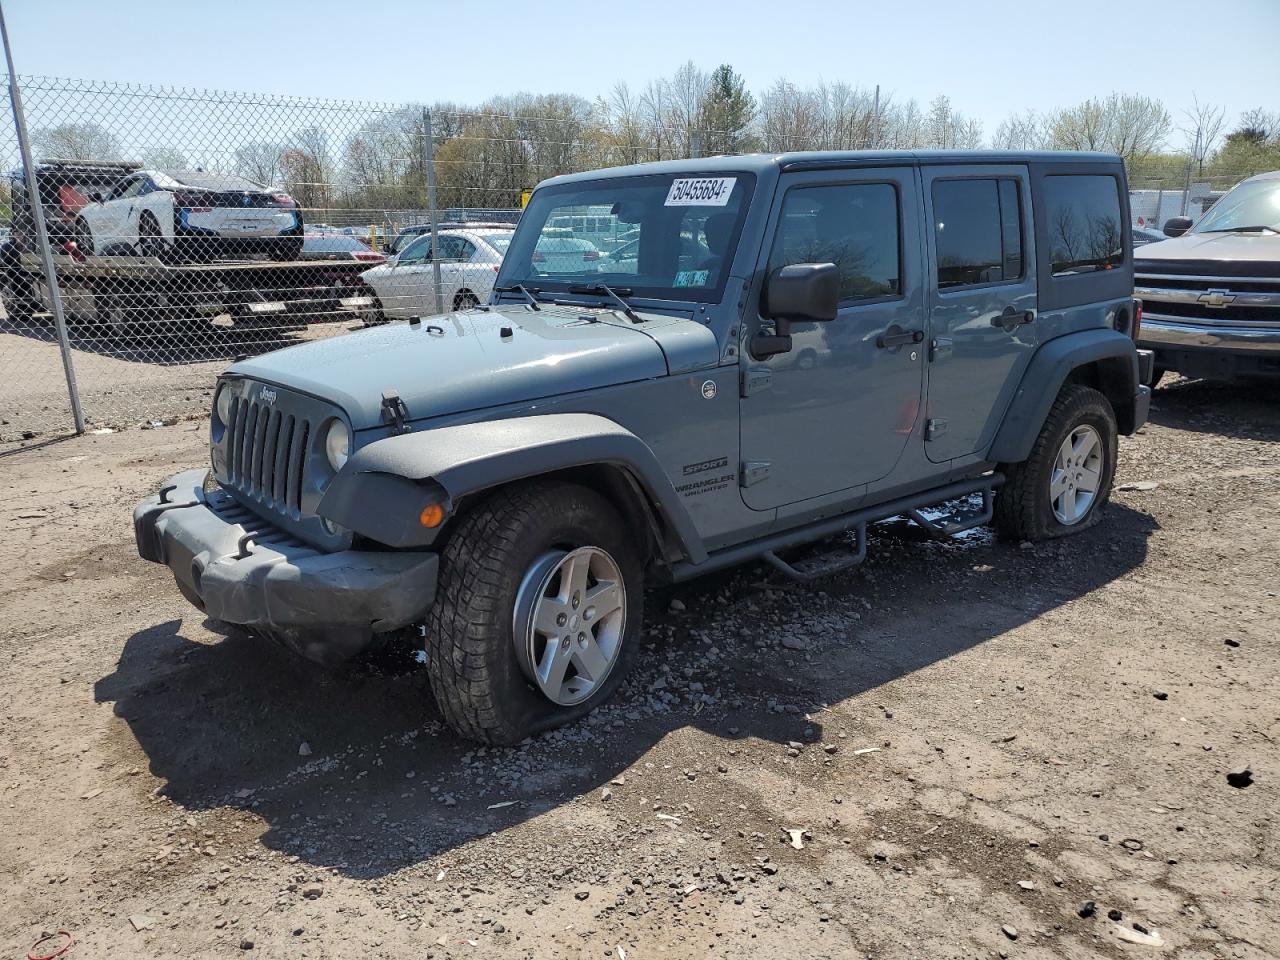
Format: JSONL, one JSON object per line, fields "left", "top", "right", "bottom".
{"left": 1198, "top": 289, "right": 1236, "bottom": 308}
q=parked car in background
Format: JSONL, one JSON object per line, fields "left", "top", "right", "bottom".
{"left": 359, "top": 226, "right": 511, "bottom": 321}
{"left": 1135, "top": 170, "right": 1280, "bottom": 384}
{"left": 74, "top": 169, "right": 303, "bottom": 263}
{"left": 385, "top": 221, "right": 514, "bottom": 256}
{"left": 1131, "top": 226, "right": 1166, "bottom": 248}
{"left": 301, "top": 232, "right": 386, "bottom": 263}
{"left": 6, "top": 159, "right": 140, "bottom": 252}
{"left": 533, "top": 234, "right": 602, "bottom": 273}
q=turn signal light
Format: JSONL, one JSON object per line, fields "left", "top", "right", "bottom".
{"left": 419, "top": 503, "right": 445, "bottom": 528}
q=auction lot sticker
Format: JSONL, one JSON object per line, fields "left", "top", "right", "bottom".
{"left": 665, "top": 177, "right": 737, "bottom": 206}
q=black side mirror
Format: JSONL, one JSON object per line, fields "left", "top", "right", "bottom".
{"left": 752, "top": 263, "right": 840, "bottom": 360}
{"left": 1163, "top": 216, "right": 1192, "bottom": 238}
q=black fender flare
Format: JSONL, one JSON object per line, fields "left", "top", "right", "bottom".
{"left": 988, "top": 329, "right": 1140, "bottom": 464}
{"left": 316, "top": 413, "right": 707, "bottom": 562}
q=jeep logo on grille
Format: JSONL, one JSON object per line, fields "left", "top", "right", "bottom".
{"left": 259, "top": 386, "right": 277, "bottom": 404}
{"left": 1197, "top": 289, "right": 1236, "bottom": 308}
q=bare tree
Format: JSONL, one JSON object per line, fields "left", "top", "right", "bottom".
{"left": 235, "top": 142, "right": 283, "bottom": 186}
{"left": 1182, "top": 95, "right": 1227, "bottom": 174}
{"left": 31, "top": 122, "right": 121, "bottom": 162}
{"left": 992, "top": 110, "right": 1052, "bottom": 150}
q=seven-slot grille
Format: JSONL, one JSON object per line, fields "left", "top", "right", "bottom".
{"left": 224, "top": 394, "right": 311, "bottom": 516}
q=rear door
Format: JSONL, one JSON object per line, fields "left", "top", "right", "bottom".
{"left": 739, "top": 166, "right": 926, "bottom": 510}
{"left": 920, "top": 165, "right": 1037, "bottom": 462}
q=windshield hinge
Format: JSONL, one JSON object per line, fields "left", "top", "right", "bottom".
{"left": 381, "top": 389, "right": 412, "bottom": 435}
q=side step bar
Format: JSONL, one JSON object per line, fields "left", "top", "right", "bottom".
{"left": 670, "top": 474, "right": 1005, "bottom": 583}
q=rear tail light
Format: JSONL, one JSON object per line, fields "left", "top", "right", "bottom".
{"left": 62, "top": 240, "right": 87, "bottom": 263}
{"left": 353, "top": 251, "right": 385, "bottom": 262}
{"left": 582, "top": 251, "right": 600, "bottom": 261}
{"left": 492, "top": 264, "right": 500, "bottom": 272}
{"left": 270, "top": 193, "right": 295, "bottom": 207}
{"left": 1132, "top": 298, "right": 1143, "bottom": 341}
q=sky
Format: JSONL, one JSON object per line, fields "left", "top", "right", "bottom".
{"left": 5, "top": 0, "right": 1279, "bottom": 144}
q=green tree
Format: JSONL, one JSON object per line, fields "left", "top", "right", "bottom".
{"left": 697, "top": 65, "right": 757, "bottom": 155}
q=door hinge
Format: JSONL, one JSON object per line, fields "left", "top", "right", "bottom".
{"left": 741, "top": 460, "right": 771, "bottom": 487}
{"left": 925, "top": 418, "right": 948, "bottom": 441}
{"left": 741, "top": 366, "right": 772, "bottom": 397}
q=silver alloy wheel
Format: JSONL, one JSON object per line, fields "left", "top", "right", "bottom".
{"left": 513, "top": 545, "right": 627, "bottom": 706}
{"left": 1050, "top": 424, "right": 1103, "bottom": 525}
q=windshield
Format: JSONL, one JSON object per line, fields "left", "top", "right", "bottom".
{"left": 498, "top": 172, "right": 755, "bottom": 303}
{"left": 1194, "top": 178, "right": 1280, "bottom": 233}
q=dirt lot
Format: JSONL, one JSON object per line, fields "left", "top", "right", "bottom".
{"left": 1, "top": 377, "right": 1277, "bottom": 960}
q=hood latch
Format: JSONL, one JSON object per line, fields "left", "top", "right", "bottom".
{"left": 381, "top": 389, "right": 411, "bottom": 435}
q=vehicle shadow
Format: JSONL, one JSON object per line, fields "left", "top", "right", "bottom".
{"left": 0, "top": 314, "right": 357, "bottom": 366}
{"left": 1149, "top": 376, "right": 1280, "bottom": 440}
{"left": 95, "top": 504, "right": 1156, "bottom": 880}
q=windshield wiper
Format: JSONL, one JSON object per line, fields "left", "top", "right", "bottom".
{"left": 493, "top": 283, "right": 542, "bottom": 310}
{"left": 567, "top": 282, "right": 642, "bottom": 323}
{"left": 1200, "top": 225, "right": 1280, "bottom": 234}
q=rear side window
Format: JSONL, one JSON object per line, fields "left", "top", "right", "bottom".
{"left": 769, "top": 182, "right": 901, "bottom": 303}
{"left": 1043, "top": 175, "right": 1124, "bottom": 276}
{"left": 932, "top": 178, "right": 1023, "bottom": 288}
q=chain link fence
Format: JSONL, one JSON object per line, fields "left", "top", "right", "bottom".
{"left": 1, "top": 73, "right": 1275, "bottom": 443}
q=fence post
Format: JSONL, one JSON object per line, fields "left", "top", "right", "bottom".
{"left": 421, "top": 107, "right": 444, "bottom": 316}
{"left": 690, "top": 131, "right": 702, "bottom": 160}
{"left": 1, "top": 1, "right": 85, "bottom": 434}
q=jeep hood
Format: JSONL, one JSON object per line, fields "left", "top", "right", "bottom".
{"left": 229, "top": 305, "right": 718, "bottom": 429}
{"left": 1135, "top": 231, "right": 1280, "bottom": 279}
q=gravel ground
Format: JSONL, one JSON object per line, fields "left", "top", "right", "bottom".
{"left": 1, "top": 376, "right": 1277, "bottom": 960}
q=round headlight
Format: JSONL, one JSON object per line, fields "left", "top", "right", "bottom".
{"left": 214, "top": 385, "right": 232, "bottom": 425}
{"left": 324, "top": 419, "right": 351, "bottom": 471}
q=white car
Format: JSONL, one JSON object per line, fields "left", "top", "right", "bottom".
{"left": 74, "top": 169, "right": 303, "bottom": 263}
{"left": 359, "top": 227, "right": 512, "bottom": 321}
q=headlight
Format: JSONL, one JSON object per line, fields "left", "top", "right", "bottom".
{"left": 214, "top": 384, "right": 232, "bottom": 424}
{"left": 324, "top": 419, "right": 350, "bottom": 471}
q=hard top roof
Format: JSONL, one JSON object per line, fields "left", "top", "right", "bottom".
{"left": 543, "top": 150, "right": 1124, "bottom": 186}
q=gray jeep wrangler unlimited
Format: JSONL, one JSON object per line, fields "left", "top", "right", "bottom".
{"left": 135, "top": 151, "right": 1152, "bottom": 744}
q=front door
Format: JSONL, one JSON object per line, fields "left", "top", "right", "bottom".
{"left": 920, "top": 165, "right": 1038, "bottom": 462}
{"left": 740, "top": 167, "right": 926, "bottom": 511}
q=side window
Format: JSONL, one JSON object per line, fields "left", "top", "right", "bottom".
{"left": 398, "top": 235, "right": 430, "bottom": 263}
{"left": 768, "top": 182, "right": 901, "bottom": 303}
{"left": 436, "top": 236, "right": 469, "bottom": 261}
{"left": 932, "top": 178, "right": 1023, "bottom": 288}
{"left": 1043, "top": 175, "right": 1123, "bottom": 276}
{"left": 109, "top": 177, "right": 136, "bottom": 201}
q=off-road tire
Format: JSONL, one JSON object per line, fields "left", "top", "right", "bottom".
{"left": 994, "top": 383, "right": 1118, "bottom": 542}
{"left": 424, "top": 480, "right": 644, "bottom": 745}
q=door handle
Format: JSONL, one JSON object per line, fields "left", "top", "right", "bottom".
{"left": 876, "top": 327, "right": 924, "bottom": 349}
{"left": 991, "top": 307, "right": 1034, "bottom": 328}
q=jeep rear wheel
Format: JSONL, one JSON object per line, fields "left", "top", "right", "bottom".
{"left": 424, "top": 480, "right": 643, "bottom": 744}
{"left": 994, "top": 383, "right": 1118, "bottom": 542}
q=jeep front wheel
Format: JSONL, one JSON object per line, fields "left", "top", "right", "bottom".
{"left": 424, "top": 480, "right": 643, "bottom": 744}
{"left": 994, "top": 383, "right": 1118, "bottom": 542}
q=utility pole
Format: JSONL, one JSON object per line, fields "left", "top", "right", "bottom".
{"left": 1, "top": 0, "right": 84, "bottom": 433}
{"left": 421, "top": 107, "right": 444, "bottom": 315}
{"left": 871, "top": 84, "right": 881, "bottom": 149}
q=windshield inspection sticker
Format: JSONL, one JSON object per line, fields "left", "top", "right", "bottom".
{"left": 665, "top": 177, "right": 737, "bottom": 206}
{"left": 674, "top": 269, "right": 710, "bottom": 287}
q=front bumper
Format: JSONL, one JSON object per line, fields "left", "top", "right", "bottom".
{"left": 133, "top": 469, "right": 438, "bottom": 665}
{"left": 1138, "top": 318, "right": 1280, "bottom": 379}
